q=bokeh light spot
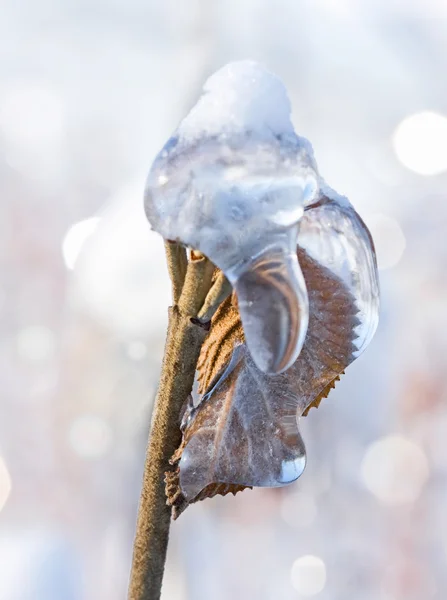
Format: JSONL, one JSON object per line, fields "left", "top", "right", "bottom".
{"left": 364, "top": 213, "right": 406, "bottom": 270}
{"left": 290, "top": 555, "right": 326, "bottom": 596}
{"left": 69, "top": 180, "right": 171, "bottom": 338}
{"left": 361, "top": 435, "right": 429, "bottom": 505}
{"left": 393, "top": 111, "right": 447, "bottom": 175}
{"left": 62, "top": 217, "right": 101, "bottom": 270}
{"left": 68, "top": 415, "right": 113, "bottom": 459}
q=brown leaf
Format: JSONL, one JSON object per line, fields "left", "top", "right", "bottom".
{"left": 196, "top": 293, "right": 244, "bottom": 395}
{"left": 301, "top": 373, "right": 342, "bottom": 416}
{"left": 167, "top": 246, "right": 359, "bottom": 514}
{"left": 165, "top": 465, "right": 250, "bottom": 520}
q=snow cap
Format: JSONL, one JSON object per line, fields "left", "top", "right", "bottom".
{"left": 178, "top": 60, "right": 294, "bottom": 140}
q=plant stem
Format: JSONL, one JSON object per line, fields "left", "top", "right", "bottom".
{"left": 164, "top": 241, "right": 188, "bottom": 304}
{"left": 128, "top": 244, "right": 230, "bottom": 599}
{"left": 128, "top": 305, "right": 207, "bottom": 600}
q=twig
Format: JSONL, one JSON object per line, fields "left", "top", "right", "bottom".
{"left": 164, "top": 241, "right": 187, "bottom": 304}
{"left": 127, "top": 247, "right": 218, "bottom": 600}
{"left": 198, "top": 271, "right": 232, "bottom": 322}
{"left": 178, "top": 251, "right": 215, "bottom": 316}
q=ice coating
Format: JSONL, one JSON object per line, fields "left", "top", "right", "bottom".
{"left": 177, "top": 245, "right": 362, "bottom": 501}
{"left": 298, "top": 181, "right": 380, "bottom": 356}
{"left": 233, "top": 232, "right": 309, "bottom": 373}
{"left": 179, "top": 344, "right": 308, "bottom": 500}
{"left": 145, "top": 61, "right": 318, "bottom": 374}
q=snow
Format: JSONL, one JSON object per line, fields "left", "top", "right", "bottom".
{"left": 177, "top": 60, "right": 295, "bottom": 140}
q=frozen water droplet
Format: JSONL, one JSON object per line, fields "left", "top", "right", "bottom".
{"left": 231, "top": 236, "right": 309, "bottom": 374}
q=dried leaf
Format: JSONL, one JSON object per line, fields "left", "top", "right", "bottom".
{"left": 301, "top": 373, "right": 342, "bottom": 416}
{"left": 197, "top": 293, "right": 244, "bottom": 395}
{"left": 168, "top": 247, "right": 359, "bottom": 513}
{"left": 165, "top": 466, "right": 250, "bottom": 520}
{"left": 166, "top": 190, "right": 380, "bottom": 513}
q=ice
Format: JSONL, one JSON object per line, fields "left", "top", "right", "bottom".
{"left": 177, "top": 235, "right": 368, "bottom": 499}
{"left": 233, "top": 232, "right": 309, "bottom": 374}
{"left": 146, "top": 61, "right": 380, "bottom": 498}
{"left": 178, "top": 344, "right": 308, "bottom": 500}
{"left": 297, "top": 180, "right": 380, "bottom": 357}
{"left": 145, "top": 61, "right": 318, "bottom": 374}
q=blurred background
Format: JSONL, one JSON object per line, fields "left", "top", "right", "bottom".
{"left": 1, "top": 1, "right": 447, "bottom": 598}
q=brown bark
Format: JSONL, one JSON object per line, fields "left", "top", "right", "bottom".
{"left": 127, "top": 306, "right": 207, "bottom": 600}
{"left": 128, "top": 247, "right": 230, "bottom": 600}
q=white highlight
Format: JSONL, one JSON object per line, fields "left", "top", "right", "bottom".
{"left": 365, "top": 213, "right": 406, "bottom": 270}
{"left": 68, "top": 415, "right": 113, "bottom": 459}
{"left": 0, "top": 456, "right": 12, "bottom": 513}
{"left": 62, "top": 217, "right": 101, "bottom": 270}
{"left": 361, "top": 435, "right": 429, "bottom": 505}
{"left": 290, "top": 555, "right": 326, "bottom": 596}
{"left": 178, "top": 60, "right": 294, "bottom": 139}
{"left": 70, "top": 180, "right": 170, "bottom": 338}
{"left": 393, "top": 111, "right": 447, "bottom": 176}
